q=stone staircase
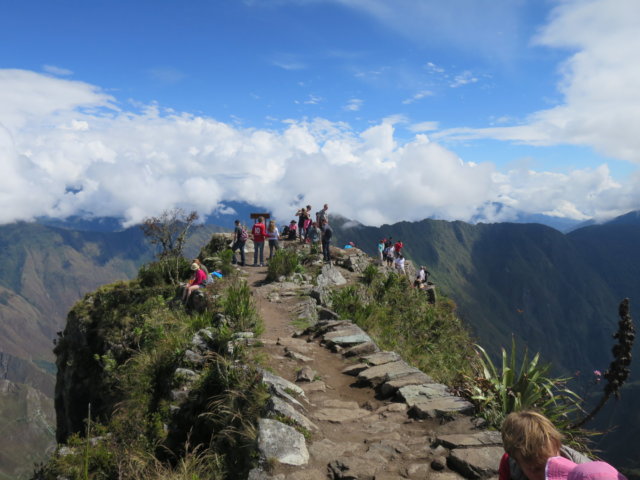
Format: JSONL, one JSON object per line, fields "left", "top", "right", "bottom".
{"left": 248, "top": 263, "right": 505, "bottom": 480}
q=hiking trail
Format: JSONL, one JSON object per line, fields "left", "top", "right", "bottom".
{"left": 240, "top": 256, "right": 504, "bottom": 480}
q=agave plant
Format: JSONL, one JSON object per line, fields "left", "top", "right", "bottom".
{"left": 469, "top": 337, "right": 584, "bottom": 432}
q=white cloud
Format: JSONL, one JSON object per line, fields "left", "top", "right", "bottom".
{"left": 269, "top": 53, "right": 307, "bottom": 70}
{"left": 450, "top": 71, "right": 478, "bottom": 88}
{"left": 402, "top": 90, "right": 433, "bottom": 104}
{"left": 408, "top": 121, "right": 439, "bottom": 133}
{"left": 43, "top": 65, "right": 73, "bottom": 76}
{"left": 344, "top": 98, "right": 363, "bottom": 111}
{"left": 302, "top": 94, "right": 323, "bottom": 105}
{"left": 0, "top": 69, "right": 638, "bottom": 227}
{"left": 438, "top": 0, "right": 640, "bottom": 164}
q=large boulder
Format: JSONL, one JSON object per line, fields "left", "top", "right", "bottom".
{"left": 257, "top": 419, "right": 309, "bottom": 466}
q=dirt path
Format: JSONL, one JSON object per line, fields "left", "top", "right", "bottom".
{"left": 241, "top": 264, "right": 480, "bottom": 480}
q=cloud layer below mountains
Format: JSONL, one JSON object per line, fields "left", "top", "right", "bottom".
{"left": 0, "top": 66, "right": 638, "bottom": 227}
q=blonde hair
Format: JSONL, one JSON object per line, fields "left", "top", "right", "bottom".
{"left": 501, "top": 411, "right": 563, "bottom": 464}
{"left": 268, "top": 220, "right": 276, "bottom": 232}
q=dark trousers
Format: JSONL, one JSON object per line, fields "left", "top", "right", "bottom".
{"left": 232, "top": 240, "right": 245, "bottom": 265}
{"left": 322, "top": 240, "right": 331, "bottom": 261}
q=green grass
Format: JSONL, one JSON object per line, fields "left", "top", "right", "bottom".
{"left": 330, "top": 271, "right": 476, "bottom": 386}
{"left": 266, "top": 248, "right": 301, "bottom": 282}
{"left": 40, "top": 262, "right": 268, "bottom": 480}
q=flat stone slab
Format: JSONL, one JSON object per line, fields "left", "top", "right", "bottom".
{"left": 398, "top": 383, "right": 450, "bottom": 404}
{"left": 327, "top": 333, "right": 373, "bottom": 347}
{"left": 257, "top": 419, "right": 309, "bottom": 466}
{"left": 285, "top": 350, "right": 313, "bottom": 362}
{"left": 278, "top": 337, "right": 313, "bottom": 354}
{"left": 267, "top": 396, "right": 318, "bottom": 432}
{"left": 436, "top": 431, "right": 503, "bottom": 449}
{"left": 379, "top": 372, "right": 435, "bottom": 397}
{"left": 447, "top": 446, "right": 504, "bottom": 479}
{"left": 314, "top": 407, "right": 372, "bottom": 423}
{"left": 410, "top": 396, "right": 475, "bottom": 419}
{"left": 301, "top": 381, "right": 327, "bottom": 393}
{"left": 357, "top": 361, "right": 421, "bottom": 387}
{"left": 261, "top": 370, "right": 306, "bottom": 399}
{"left": 342, "top": 341, "right": 380, "bottom": 357}
{"left": 361, "top": 351, "right": 401, "bottom": 366}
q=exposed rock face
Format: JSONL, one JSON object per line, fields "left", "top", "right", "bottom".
{"left": 257, "top": 418, "right": 309, "bottom": 466}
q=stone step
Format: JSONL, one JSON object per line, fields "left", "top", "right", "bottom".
{"left": 360, "top": 351, "right": 401, "bottom": 366}
{"left": 357, "top": 361, "right": 422, "bottom": 387}
{"left": 378, "top": 372, "right": 434, "bottom": 398}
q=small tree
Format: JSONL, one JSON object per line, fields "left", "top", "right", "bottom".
{"left": 140, "top": 208, "right": 199, "bottom": 285}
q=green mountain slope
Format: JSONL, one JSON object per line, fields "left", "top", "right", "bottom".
{"left": 332, "top": 213, "right": 640, "bottom": 472}
{"left": 0, "top": 221, "right": 220, "bottom": 479}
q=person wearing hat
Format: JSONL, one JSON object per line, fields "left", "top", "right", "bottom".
{"left": 546, "top": 457, "right": 627, "bottom": 480}
{"left": 500, "top": 411, "right": 591, "bottom": 480}
{"left": 182, "top": 262, "right": 207, "bottom": 304}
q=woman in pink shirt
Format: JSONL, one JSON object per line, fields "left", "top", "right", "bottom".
{"left": 182, "top": 263, "right": 207, "bottom": 304}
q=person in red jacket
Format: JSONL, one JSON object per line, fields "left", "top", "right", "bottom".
{"left": 182, "top": 263, "right": 207, "bottom": 304}
{"left": 251, "top": 216, "right": 267, "bottom": 266}
{"left": 394, "top": 240, "right": 403, "bottom": 257}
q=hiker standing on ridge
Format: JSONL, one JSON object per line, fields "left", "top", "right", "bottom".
{"left": 266, "top": 220, "right": 280, "bottom": 260}
{"left": 316, "top": 204, "right": 329, "bottom": 226}
{"left": 394, "top": 239, "right": 404, "bottom": 258}
{"left": 394, "top": 254, "right": 406, "bottom": 275}
{"left": 377, "top": 240, "right": 385, "bottom": 265}
{"left": 321, "top": 219, "right": 332, "bottom": 263}
{"left": 231, "top": 220, "right": 247, "bottom": 266}
{"left": 414, "top": 265, "right": 430, "bottom": 288}
{"left": 251, "top": 216, "right": 267, "bottom": 267}
{"left": 307, "top": 221, "right": 320, "bottom": 248}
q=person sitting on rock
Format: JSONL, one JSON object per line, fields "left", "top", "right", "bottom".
{"left": 182, "top": 262, "right": 207, "bottom": 304}
{"left": 286, "top": 220, "right": 298, "bottom": 241}
{"left": 500, "top": 411, "right": 590, "bottom": 480}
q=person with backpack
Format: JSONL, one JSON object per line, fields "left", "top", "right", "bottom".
{"left": 414, "top": 265, "right": 430, "bottom": 288}
{"left": 321, "top": 219, "right": 332, "bottom": 263}
{"left": 316, "top": 204, "right": 329, "bottom": 226}
{"left": 307, "top": 221, "right": 320, "bottom": 247}
{"left": 296, "top": 205, "right": 311, "bottom": 243}
{"left": 231, "top": 219, "right": 247, "bottom": 266}
{"left": 394, "top": 240, "right": 404, "bottom": 257}
{"left": 251, "top": 216, "right": 267, "bottom": 267}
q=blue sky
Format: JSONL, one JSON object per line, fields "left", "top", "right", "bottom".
{"left": 1, "top": 0, "right": 639, "bottom": 226}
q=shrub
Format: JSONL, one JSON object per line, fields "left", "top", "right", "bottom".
{"left": 330, "top": 271, "right": 475, "bottom": 385}
{"left": 266, "top": 248, "right": 300, "bottom": 282}
{"left": 468, "top": 339, "right": 587, "bottom": 445}
{"left": 221, "top": 279, "right": 262, "bottom": 334}
{"left": 138, "top": 258, "right": 194, "bottom": 288}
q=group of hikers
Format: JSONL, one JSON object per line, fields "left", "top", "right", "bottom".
{"left": 225, "top": 206, "right": 436, "bottom": 294}
{"left": 229, "top": 203, "right": 333, "bottom": 267}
